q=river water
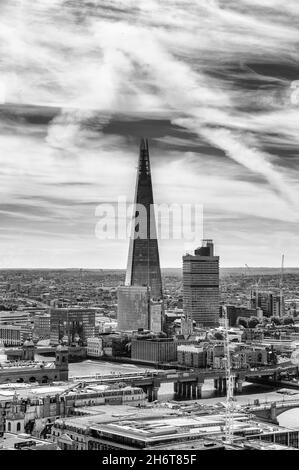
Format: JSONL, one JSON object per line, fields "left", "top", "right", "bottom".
{"left": 36, "top": 356, "right": 299, "bottom": 430}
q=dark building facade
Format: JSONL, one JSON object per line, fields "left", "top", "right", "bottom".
{"left": 131, "top": 338, "right": 177, "bottom": 363}
{"left": 251, "top": 291, "right": 285, "bottom": 317}
{"left": 50, "top": 308, "right": 95, "bottom": 346}
{"left": 118, "top": 139, "right": 163, "bottom": 332}
{"left": 125, "top": 139, "right": 163, "bottom": 300}
{"left": 183, "top": 240, "right": 219, "bottom": 327}
{"left": 224, "top": 305, "right": 258, "bottom": 327}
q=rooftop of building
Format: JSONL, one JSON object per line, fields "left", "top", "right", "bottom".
{"left": 147, "top": 438, "right": 225, "bottom": 450}
{"left": 0, "top": 432, "right": 58, "bottom": 450}
{"left": 53, "top": 405, "right": 291, "bottom": 445}
{"left": 0, "top": 382, "right": 143, "bottom": 402}
{"left": 241, "top": 439, "right": 299, "bottom": 450}
{"left": 54, "top": 404, "right": 181, "bottom": 431}
{"left": 0, "top": 360, "right": 55, "bottom": 371}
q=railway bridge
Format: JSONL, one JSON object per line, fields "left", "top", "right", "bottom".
{"left": 71, "top": 364, "right": 299, "bottom": 402}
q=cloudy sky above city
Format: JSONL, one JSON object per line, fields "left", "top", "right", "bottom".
{"left": 1, "top": 0, "right": 299, "bottom": 268}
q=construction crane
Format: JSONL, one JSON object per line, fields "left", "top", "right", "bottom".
{"left": 279, "top": 254, "right": 285, "bottom": 317}
{"left": 222, "top": 305, "right": 235, "bottom": 444}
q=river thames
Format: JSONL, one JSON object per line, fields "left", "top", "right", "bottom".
{"left": 37, "top": 355, "right": 299, "bottom": 430}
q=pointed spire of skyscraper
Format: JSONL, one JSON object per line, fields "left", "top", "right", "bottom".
{"left": 125, "top": 138, "right": 163, "bottom": 300}
{"left": 138, "top": 137, "right": 150, "bottom": 178}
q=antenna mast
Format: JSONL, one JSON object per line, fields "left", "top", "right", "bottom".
{"left": 280, "top": 254, "right": 284, "bottom": 317}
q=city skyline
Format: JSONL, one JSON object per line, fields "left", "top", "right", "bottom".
{"left": 1, "top": 1, "right": 299, "bottom": 268}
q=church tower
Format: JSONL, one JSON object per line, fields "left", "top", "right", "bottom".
{"left": 55, "top": 344, "right": 69, "bottom": 381}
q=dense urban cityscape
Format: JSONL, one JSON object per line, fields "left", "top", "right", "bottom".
{"left": 2, "top": 0, "right": 299, "bottom": 460}
{"left": 0, "top": 139, "right": 299, "bottom": 453}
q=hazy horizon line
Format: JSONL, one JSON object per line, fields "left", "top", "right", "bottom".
{"left": 0, "top": 266, "right": 297, "bottom": 271}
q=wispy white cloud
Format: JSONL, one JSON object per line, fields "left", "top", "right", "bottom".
{"left": 0, "top": 0, "right": 299, "bottom": 267}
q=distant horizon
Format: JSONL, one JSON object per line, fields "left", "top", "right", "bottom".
{"left": 0, "top": 266, "right": 297, "bottom": 271}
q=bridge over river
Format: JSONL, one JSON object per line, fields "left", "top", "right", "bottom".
{"left": 242, "top": 398, "right": 299, "bottom": 424}
{"left": 70, "top": 363, "right": 299, "bottom": 402}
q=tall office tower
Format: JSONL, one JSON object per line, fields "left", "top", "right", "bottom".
{"left": 125, "top": 138, "right": 163, "bottom": 300}
{"left": 118, "top": 139, "right": 163, "bottom": 332}
{"left": 183, "top": 239, "right": 220, "bottom": 327}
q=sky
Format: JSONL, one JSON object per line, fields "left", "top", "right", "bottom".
{"left": 0, "top": 0, "right": 299, "bottom": 268}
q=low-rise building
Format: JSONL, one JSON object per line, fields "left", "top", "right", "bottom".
{"left": 131, "top": 338, "right": 177, "bottom": 363}
{"left": 0, "top": 344, "right": 68, "bottom": 385}
{"left": 50, "top": 405, "right": 299, "bottom": 450}
{"left": 33, "top": 314, "right": 50, "bottom": 339}
{"left": 0, "top": 325, "right": 24, "bottom": 346}
{"left": 86, "top": 337, "right": 103, "bottom": 358}
{"left": 177, "top": 345, "right": 207, "bottom": 368}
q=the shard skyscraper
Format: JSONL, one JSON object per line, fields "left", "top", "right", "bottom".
{"left": 125, "top": 138, "right": 163, "bottom": 300}
{"left": 117, "top": 139, "right": 163, "bottom": 332}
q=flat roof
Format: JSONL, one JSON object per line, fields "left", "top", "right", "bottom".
{"left": 0, "top": 433, "right": 57, "bottom": 450}
{"left": 53, "top": 403, "right": 295, "bottom": 446}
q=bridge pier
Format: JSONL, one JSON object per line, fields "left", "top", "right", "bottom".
{"left": 144, "top": 385, "right": 159, "bottom": 402}
{"left": 196, "top": 383, "right": 203, "bottom": 399}
{"left": 237, "top": 379, "right": 243, "bottom": 393}
{"left": 152, "top": 386, "right": 159, "bottom": 402}
{"left": 146, "top": 386, "right": 152, "bottom": 402}
{"left": 270, "top": 402, "right": 277, "bottom": 423}
{"left": 233, "top": 377, "right": 237, "bottom": 394}
{"left": 175, "top": 381, "right": 202, "bottom": 400}
{"left": 178, "top": 382, "right": 183, "bottom": 397}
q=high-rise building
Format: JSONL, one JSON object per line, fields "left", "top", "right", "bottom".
{"left": 118, "top": 139, "right": 163, "bottom": 332}
{"left": 251, "top": 290, "right": 285, "bottom": 317}
{"left": 125, "top": 138, "right": 163, "bottom": 300}
{"left": 183, "top": 239, "right": 219, "bottom": 327}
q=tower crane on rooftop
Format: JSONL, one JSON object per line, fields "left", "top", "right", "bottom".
{"left": 222, "top": 305, "right": 235, "bottom": 444}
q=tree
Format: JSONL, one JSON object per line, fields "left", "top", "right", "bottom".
{"left": 270, "top": 316, "right": 281, "bottom": 326}
{"left": 237, "top": 317, "right": 248, "bottom": 328}
{"left": 282, "top": 316, "right": 294, "bottom": 325}
{"left": 247, "top": 316, "right": 260, "bottom": 329}
{"left": 214, "top": 331, "right": 224, "bottom": 340}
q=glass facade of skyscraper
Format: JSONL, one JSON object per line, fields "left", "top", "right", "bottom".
{"left": 183, "top": 240, "right": 219, "bottom": 327}
{"left": 117, "top": 286, "right": 149, "bottom": 331}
